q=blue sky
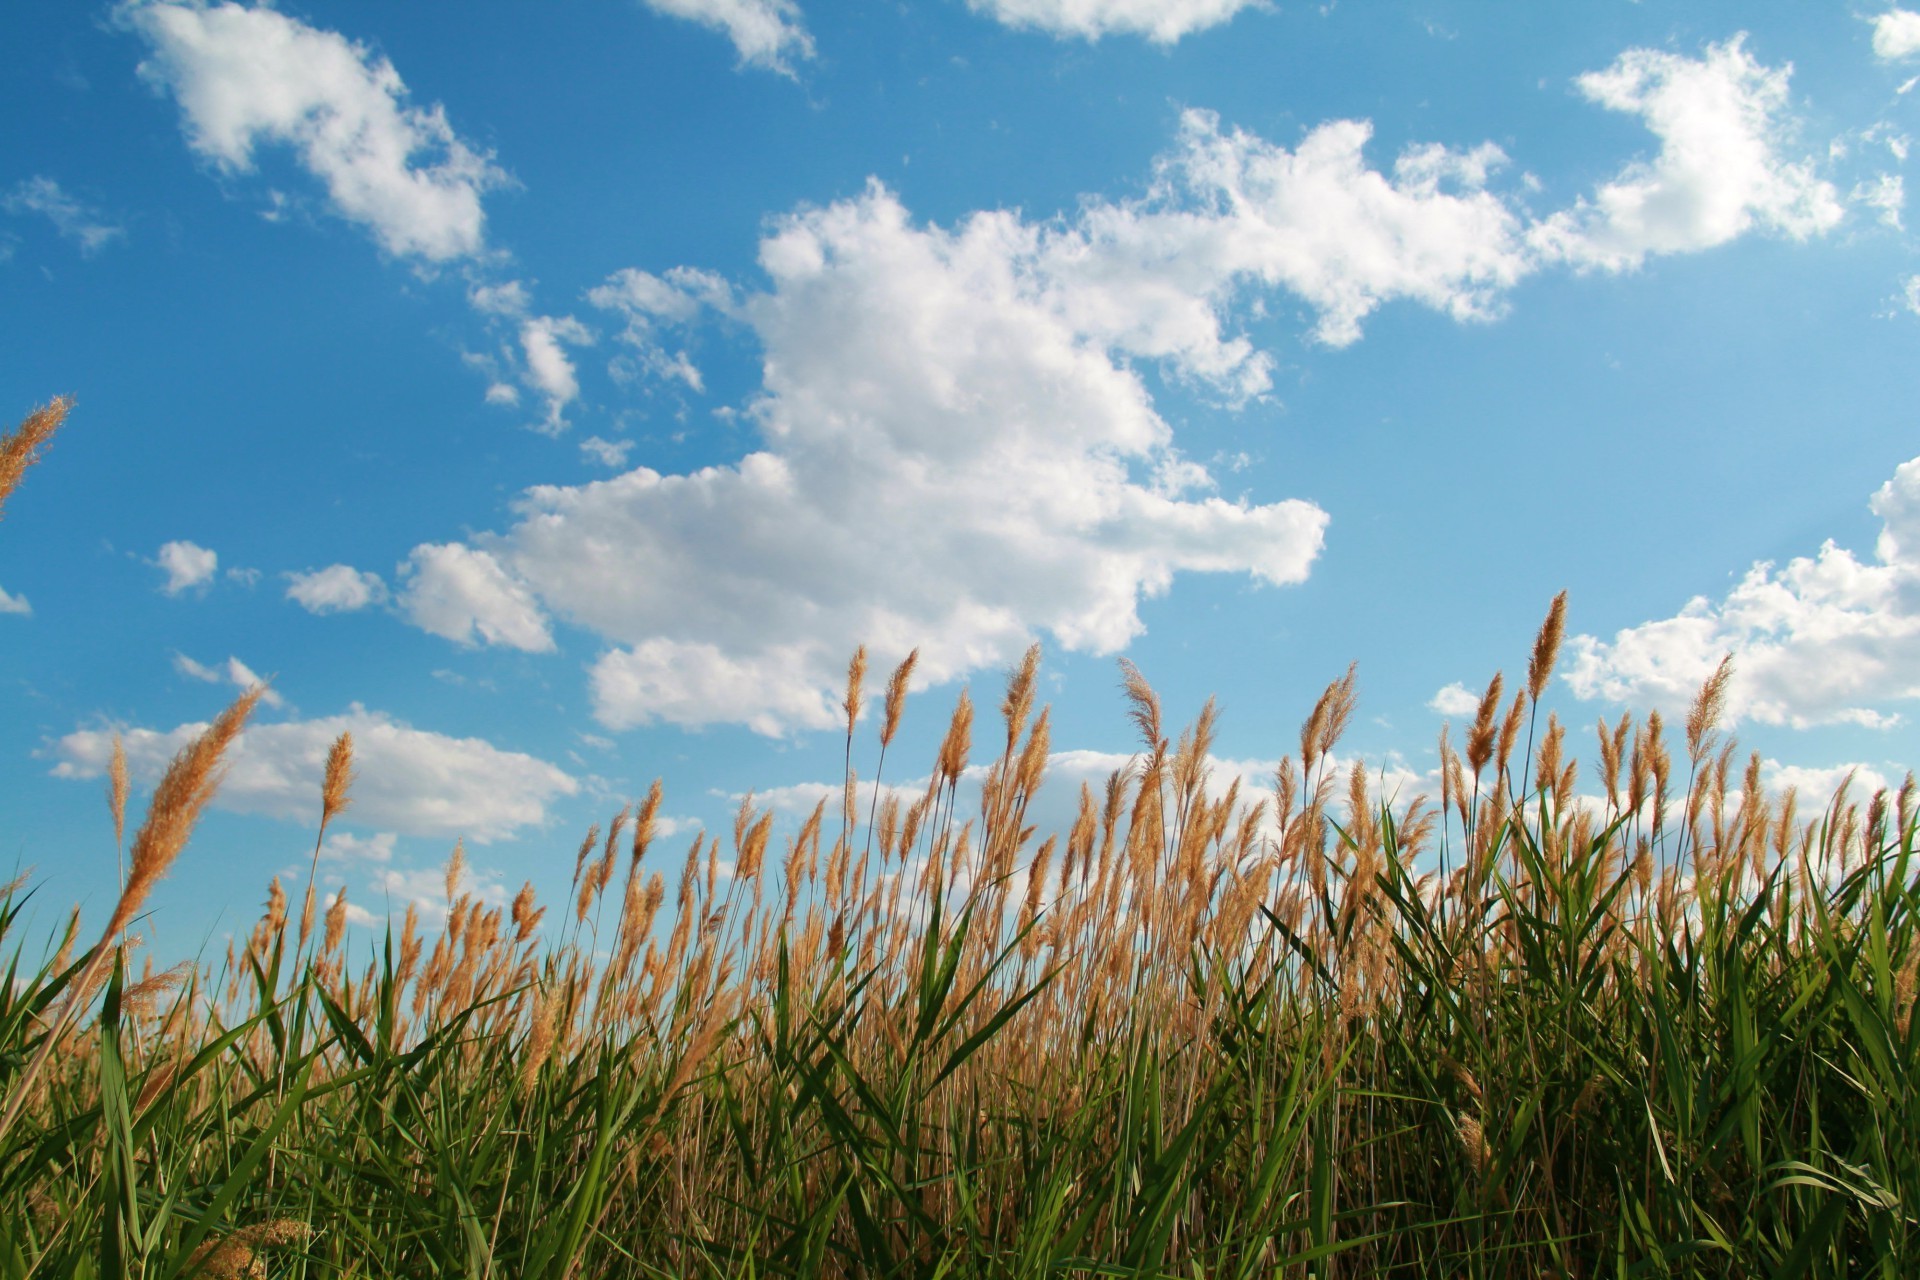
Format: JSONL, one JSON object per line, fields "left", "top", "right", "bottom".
{"left": 4, "top": 0, "right": 1919, "bottom": 954}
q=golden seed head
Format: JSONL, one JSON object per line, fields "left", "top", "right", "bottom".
{"left": 1465, "top": 673, "right": 1503, "bottom": 778}
{"left": 320, "top": 731, "right": 355, "bottom": 829}
{"left": 322, "top": 886, "right": 348, "bottom": 957}
{"left": 0, "top": 396, "right": 69, "bottom": 523}
{"left": 843, "top": 645, "right": 868, "bottom": 736}
{"left": 111, "top": 686, "right": 263, "bottom": 943}
{"left": 445, "top": 839, "right": 467, "bottom": 903}
{"left": 881, "top": 648, "right": 918, "bottom": 749}
{"left": 108, "top": 733, "right": 130, "bottom": 851}
{"left": 1526, "top": 590, "right": 1568, "bottom": 704}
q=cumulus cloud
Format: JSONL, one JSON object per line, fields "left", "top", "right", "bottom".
{"left": 51, "top": 704, "right": 577, "bottom": 841}
{"left": 413, "top": 181, "right": 1329, "bottom": 734}
{"left": 127, "top": 0, "right": 505, "bottom": 261}
{"left": 579, "top": 436, "right": 633, "bottom": 468}
{"left": 1531, "top": 37, "right": 1843, "bottom": 271}
{"left": 285, "top": 563, "right": 387, "bottom": 614}
{"left": 319, "top": 830, "right": 397, "bottom": 863}
{"left": 398, "top": 543, "right": 554, "bottom": 652}
{"left": 1427, "top": 682, "right": 1482, "bottom": 717}
{"left": 636, "top": 0, "right": 814, "bottom": 74}
{"left": 519, "top": 315, "right": 593, "bottom": 432}
{"left": 155, "top": 539, "right": 218, "bottom": 595}
{"left": 587, "top": 266, "right": 733, "bottom": 392}
{"left": 0, "top": 585, "right": 29, "bottom": 617}
{"left": 968, "top": 0, "right": 1263, "bottom": 44}
{"left": 171, "top": 651, "right": 286, "bottom": 707}
{"left": 1873, "top": 10, "right": 1920, "bottom": 62}
{"left": 1070, "top": 109, "right": 1530, "bottom": 351}
{"left": 2, "top": 176, "right": 125, "bottom": 254}
{"left": 1567, "top": 455, "right": 1920, "bottom": 730}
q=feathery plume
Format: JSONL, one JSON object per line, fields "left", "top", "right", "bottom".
{"left": 882, "top": 649, "right": 918, "bottom": 749}
{"left": 108, "top": 733, "right": 129, "bottom": 863}
{"left": 445, "top": 839, "right": 467, "bottom": 904}
{"left": 1527, "top": 591, "right": 1568, "bottom": 704}
{"left": 843, "top": 645, "right": 868, "bottom": 736}
{"left": 1466, "top": 673, "right": 1503, "bottom": 778}
{"left": 0, "top": 396, "right": 68, "bottom": 522}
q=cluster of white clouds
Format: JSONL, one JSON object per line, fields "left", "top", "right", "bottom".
{"left": 0, "top": 585, "right": 30, "bottom": 617}
{"left": 1565, "top": 455, "right": 1920, "bottom": 731}
{"left": 117, "top": 4, "right": 1911, "bottom": 742}
{"left": 2, "top": 176, "right": 126, "bottom": 255}
{"left": 387, "top": 35, "right": 1860, "bottom": 735}
{"left": 402, "top": 178, "right": 1334, "bottom": 735}
{"left": 1529, "top": 37, "right": 1845, "bottom": 270}
{"left": 637, "top": 0, "right": 814, "bottom": 73}
{"left": 967, "top": 0, "right": 1264, "bottom": 44}
{"left": 172, "top": 650, "right": 286, "bottom": 708}
{"left": 52, "top": 703, "right": 577, "bottom": 842}
{"left": 127, "top": 0, "right": 505, "bottom": 261}
{"left": 632, "top": 0, "right": 1265, "bottom": 64}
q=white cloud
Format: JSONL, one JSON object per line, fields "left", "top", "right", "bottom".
{"left": 2, "top": 176, "right": 125, "bottom": 254}
{"left": 636, "top": 0, "right": 814, "bottom": 74}
{"left": 1069, "top": 109, "right": 1530, "bottom": 351}
{"left": 51, "top": 704, "right": 577, "bottom": 842}
{"left": 128, "top": 0, "right": 505, "bottom": 261}
{"left": 579, "top": 436, "right": 633, "bottom": 468}
{"left": 467, "top": 279, "right": 530, "bottom": 316}
{"left": 1763, "top": 760, "right": 1895, "bottom": 804}
{"left": 171, "top": 651, "right": 285, "bottom": 707}
{"left": 398, "top": 543, "right": 554, "bottom": 652}
{"left": 155, "top": 539, "right": 218, "bottom": 595}
{"left": 1852, "top": 173, "right": 1906, "bottom": 229}
{"left": 968, "top": 0, "right": 1263, "bottom": 44}
{"left": 1567, "top": 454, "right": 1920, "bottom": 730}
{"left": 518, "top": 315, "right": 593, "bottom": 432}
{"left": 413, "top": 181, "right": 1329, "bottom": 735}
{"left": 484, "top": 382, "right": 521, "bottom": 407}
{"left": 0, "top": 585, "right": 29, "bottom": 617}
{"left": 587, "top": 266, "right": 732, "bottom": 392}
{"left": 1873, "top": 10, "right": 1920, "bottom": 62}
{"left": 319, "top": 830, "right": 397, "bottom": 863}
{"left": 1427, "top": 682, "right": 1482, "bottom": 717}
{"left": 1904, "top": 274, "right": 1920, "bottom": 315}
{"left": 1531, "top": 37, "right": 1843, "bottom": 271}
{"left": 285, "top": 564, "right": 387, "bottom": 614}
{"left": 391, "top": 43, "right": 1842, "bottom": 736}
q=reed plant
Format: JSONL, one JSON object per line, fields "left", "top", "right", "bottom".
{"left": 0, "top": 398, "right": 1914, "bottom": 1276}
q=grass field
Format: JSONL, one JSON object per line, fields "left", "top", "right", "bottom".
{"left": 2, "top": 400, "right": 1916, "bottom": 1277}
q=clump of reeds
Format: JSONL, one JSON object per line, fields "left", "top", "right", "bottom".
{"left": 0, "top": 590, "right": 1913, "bottom": 1277}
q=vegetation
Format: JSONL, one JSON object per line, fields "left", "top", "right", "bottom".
{"left": 0, "top": 398, "right": 1915, "bottom": 1277}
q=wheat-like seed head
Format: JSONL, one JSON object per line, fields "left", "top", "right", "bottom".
{"left": 843, "top": 645, "right": 868, "bottom": 736}
{"left": 109, "top": 686, "right": 264, "bottom": 944}
{"left": 320, "top": 730, "right": 355, "bottom": 831}
{"left": 323, "top": 886, "right": 348, "bottom": 957}
{"left": 1527, "top": 591, "right": 1568, "bottom": 704}
{"left": 1465, "top": 673, "right": 1502, "bottom": 779}
{"left": 107, "top": 733, "right": 129, "bottom": 853}
{"left": 0, "top": 396, "right": 68, "bottom": 522}
{"left": 445, "top": 839, "right": 467, "bottom": 904}
{"left": 882, "top": 649, "right": 918, "bottom": 749}
{"left": 1685, "top": 654, "right": 1735, "bottom": 763}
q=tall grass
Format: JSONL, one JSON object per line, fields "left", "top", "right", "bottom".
{"left": 0, "top": 399, "right": 1914, "bottom": 1276}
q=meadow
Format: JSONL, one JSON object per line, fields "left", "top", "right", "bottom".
{"left": 2, "top": 398, "right": 1916, "bottom": 1277}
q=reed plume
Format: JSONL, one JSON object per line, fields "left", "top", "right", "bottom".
{"left": 0, "top": 396, "right": 68, "bottom": 522}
